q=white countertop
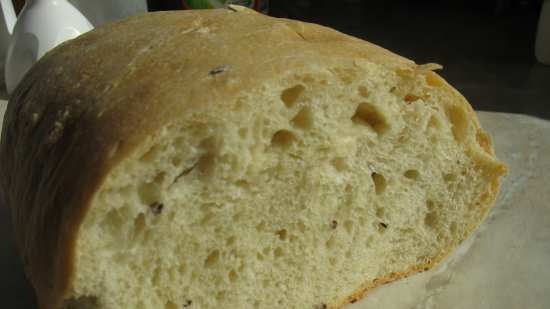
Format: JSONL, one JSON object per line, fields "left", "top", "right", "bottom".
{"left": 1, "top": 99, "right": 549, "bottom": 309}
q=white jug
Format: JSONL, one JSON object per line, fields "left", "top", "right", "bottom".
{"left": 0, "top": 0, "right": 93, "bottom": 94}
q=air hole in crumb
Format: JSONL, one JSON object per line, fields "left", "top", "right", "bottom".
{"left": 296, "top": 74, "right": 315, "bottom": 83}
{"left": 204, "top": 250, "right": 220, "bottom": 267}
{"left": 268, "top": 206, "right": 277, "bottom": 215}
{"left": 351, "top": 103, "right": 388, "bottom": 135}
{"left": 179, "top": 262, "right": 187, "bottom": 275}
{"left": 396, "top": 68, "right": 413, "bottom": 78}
{"left": 450, "top": 222, "right": 458, "bottom": 234}
{"left": 104, "top": 209, "right": 127, "bottom": 237}
{"left": 173, "top": 136, "right": 185, "bottom": 148}
{"left": 326, "top": 236, "right": 336, "bottom": 249}
{"left": 209, "top": 65, "right": 227, "bottom": 75}
{"left": 276, "top": 229, "right": 288, "bottom": 241}
{"left": 171, "top": 156, "right": 183, "bottom": 166}
{"left": 377, "top": 222, "right": 388, "bottom": 232}
{"left": 291, "top": 106, "right": 314, "bottom": 130}
{"left": 234, "top": 98, "right": 247, "bottom": 111}
{"left": 428, "top": 115, "right": 442, "bottom": 129}
{"left": 330, "top": 220, "right": 338, "bottom": 229}
{"left": 426, "top": 71, "right": 444, "bottom": 87}
{"left": 271, "top": 130, "right": 296, "bottom": 149}
{"left": 232, "top": 211, "right": 244, "bottom": 222}
{"left": 281, "top": 85, "right": 305, "bottom": 108}
{"left": 152, "top": 267, "right": 162, "bottom": 285}
{"left": 214, "top": 275, "right": 224, "bottom": 287}
{"left": 426, "top": 200, "right": 436, "bottom": 210}
{"left": 376, "top": 207, "right": 385, "bottom": 217}
{"left": 476, "top": 130, "right": 491, "bottom": 151}
{"left": 182, "top": 300, "right": 192, "bottom": 308}
{"left": 371, "top": 173, "right": 387, "bottom": 194}
{"left": 235, "top": 180, "right": 249, "bottom": 188}
{"left": 140, "top": 145, "right": 161, "bottom": 162}
{"left": 199, "top": 136, "right": 218, "bottom": 150}
{"left": 134, "top": 213, "right": 146, "bottom": 235}
{"left": 344, "top": 220, "right": 354, "bottom": 234}
{"left": 332, "top": 68, "right": 355, "bottom": 84}
{"left": 404, "top": 94, "right": 420, "bottom": 103}
{"left": 200, "top": 212, "right": 214, "bottom": 226}
{"left": 216, "top": 291, "right": 225, "bottom": 301}
{"left": 404, "top": 169, "right": 420, "bottom": 180}
{"left": 446, "top": 105, "right": 469, "bottom": 142}
{"left": 228, "top": 270, "right": 238, "bottom": 282}
{"left": 149, "top": 202, "right": 164, "bottom": 215}
{"left": 197, "top": 153, "right": 215, "bottom": 175}
{"left": 331, "top": 157, "right": 348, "bottom": 172}
{"left": 425, "top": 212, "right": 438, "bottom": 228}
{"left": 138, "top": 181, "right": 161, "bottom": 206}
{"left": 226, "top": 236, "right": 236, "bottom": 245}
{"left": 297, "top": 221, "right": 307, "bottom": 233}
{"left": 256, "top": 222, "right": 267, "bottom": 232}
{"left": 274, "top": 247, "right": 284, "bottom": 258}
{"left": 358, "top": 86, "right": 369, "bottom": 98}
{"left": 443, "top": 173, "right": 456, "bottom": 182}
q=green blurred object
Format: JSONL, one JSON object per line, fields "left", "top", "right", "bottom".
{"left": 183, "top": 0, "right": 215, "bottom": 9}
{"left": 181, "top": 0, "right": 267, "bottom": 12}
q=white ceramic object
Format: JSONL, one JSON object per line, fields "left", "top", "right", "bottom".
{"left": 0, "top": 0, "right": 93, "bottom": 94}
{"left": 536, "top": 0, "right": 550, "bottom": 65}
{"left": 68, "top": 0, "right": 147, "bottom": 27}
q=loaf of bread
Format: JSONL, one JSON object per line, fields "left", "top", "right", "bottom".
{"left": 0, "top": 6, "right": 506, "bottom": 309}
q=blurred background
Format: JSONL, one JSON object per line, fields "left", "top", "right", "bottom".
{"left": 1, "top": 0, "right": 549, "bottom": 119}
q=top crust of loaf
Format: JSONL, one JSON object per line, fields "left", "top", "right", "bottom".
{"left": 0, "top": 7, "right": 505, "bottom": 309}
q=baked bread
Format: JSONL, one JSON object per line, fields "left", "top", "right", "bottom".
{"left": 0, "top": 6, "right": 506, "bottom": 309}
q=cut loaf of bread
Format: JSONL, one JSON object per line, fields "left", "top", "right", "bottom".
{"left": 0, "top": 6, "right": 506, "bottom": 309}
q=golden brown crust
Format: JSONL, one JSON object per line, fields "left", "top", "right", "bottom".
{"left": 0, "top": 7, "right": 504, "bottom": 309}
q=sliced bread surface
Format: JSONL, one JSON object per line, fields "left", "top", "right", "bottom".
{"left": 0, "top": 7, "right": 506, "bottom": 309}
